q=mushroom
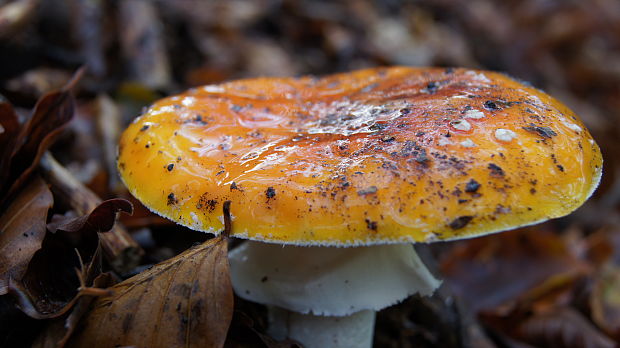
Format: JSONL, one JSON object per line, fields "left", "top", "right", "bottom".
{"left": 117, "top": 67, "right": 602, "bottom": 348}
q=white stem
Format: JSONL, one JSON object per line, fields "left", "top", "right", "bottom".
{"left": 228, "top": 241, "right": 441, "bottom": 347}
{"left": 268, "top": 306, "right": 375, "bottom": 348}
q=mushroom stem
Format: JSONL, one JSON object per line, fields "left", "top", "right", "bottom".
{"left": 229, "top": 241, "right": 440, "bottom": 347}
{"left": 268, "top": 306, "right": 375, "bottom": 348}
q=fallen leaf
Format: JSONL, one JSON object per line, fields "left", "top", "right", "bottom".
{"left": 47, "top": 198, "right": 133, "bottom": 235}
{"left": 8, "top": 199, "right": 131, "bottom": 319}
{"left": 4, "top": 85, "right": 75, "bottom": 202}
{"left": 516, "top": 307, "right": 615, "bottom": 348}
{"left": 0, "top": 68, "right": 83, "bottom": 206}
{"left": 442, "top": 226, "right": 619, "bottom": 347}
{"left": 31, "top": 253, "right": 114, "bottom": 348}
{"left": 55, "top": 273, "right": 115, "bottom": 346}
{"left": 67, "top": 236, "right": 233, "bottom": 348}
{"left": 39, "top": 152, "right": 143, "bottom": 274}
{"left": 440, "top": 227, "right": 589, "bottom": 313}
{"left": 9, "top": 240, "right": 101, "bottom": 319}
{"left": 0, "top": 176, "right": 53, "bottom": 295}
{"left": 119, "top": 195, "right": 177, "bottom": 229}
{"left": 590, "top": 263, "right": 620, "bottom": 340}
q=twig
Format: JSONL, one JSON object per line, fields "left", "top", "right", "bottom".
{"left": 222, "top": 200, "right": 232, "bottom": 238}
{"left": 39, "top": 151, "right": 144, "bottom": 273}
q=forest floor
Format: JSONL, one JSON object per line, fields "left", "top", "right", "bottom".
{"left": 1, "top": 1, "right": 620, "bottom": 347}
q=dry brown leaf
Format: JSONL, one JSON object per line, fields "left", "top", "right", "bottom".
{"left": 9, "top": 244, "right": 102, "bottom": 320}
{"left": 47, "top": 198, "right": 133, "bottom": 235}
{"left": 0, "top": 176, "right": 53, "bottom": 295}
{"left": 4, "top": 82, "right": 75, "bottom": 202}
{"left": 0, "top": 69, "right": 81, "bottom": 207}
{"left": 440, "top": 227, "right": 590, "bottom": 313}
{"left": 9, "top": 198, "right": 132, "bottom": 319}
{"left": 39, "top": 152, "right": 143, "bottom": 273}
{"left": 590, "top": 264, "right": 620, "bottom": 340}
{"left": 67, "top": 236, "right": 233, "bottom": 348}
{"left": 31, "top": 272, "right": 116, "bottom": 348}
{"left": 517, "top": 307, "right": 615, "bottom": 348}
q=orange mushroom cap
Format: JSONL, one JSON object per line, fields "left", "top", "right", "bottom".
{"left": 118, "top": 67, "right": 602, "bottom": 246}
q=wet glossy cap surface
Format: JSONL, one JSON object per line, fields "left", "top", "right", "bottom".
{"left": 118, "top": 67, "right": 602, "bottom": 246}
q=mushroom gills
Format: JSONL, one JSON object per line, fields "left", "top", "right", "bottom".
{"left": 228, "top": 241, "right": 441, "bottom": 347}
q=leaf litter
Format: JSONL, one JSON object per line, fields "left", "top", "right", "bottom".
{"left": 3, "top": 0, "right": 620, "bottom": 346}
{"left": 0, "top": 68, "right": 81, "bottom": 207}
{"left": 8, "top": 197, "right": 132, "bottom": 319}
{"left": 65, "top": 203, "right": 234, "bottom": 348}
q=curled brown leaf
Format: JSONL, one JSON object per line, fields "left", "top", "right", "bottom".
{"left": 47, "top": 198, "right": 133, "bottom": 235}
{"left": 7, "top": 198, "right": 132, "bottom": 319}
{"left": 31, "top": 262, "right": 116, "bottom": 348}
{"left": 8, "top": 242, "right": 104, "bottom": 320}
{"left": 67, "top": 236, "right": 233, "bottom": 348}
{"left": 3, "top": 87, "right": 74, "bottom": 204}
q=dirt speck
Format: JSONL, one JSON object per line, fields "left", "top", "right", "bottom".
{"left": 449, "top": 216, "right": 473, "bottom": 229}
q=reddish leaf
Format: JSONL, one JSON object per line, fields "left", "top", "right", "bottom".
{"left": 47, "top": 198, "right": 134, "bottom": 235}
{"left": 0, "top": 176, "right": 53, "bottom": 295}
{"left": 67, "top": 236, "right": 233, "bottom": 348}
